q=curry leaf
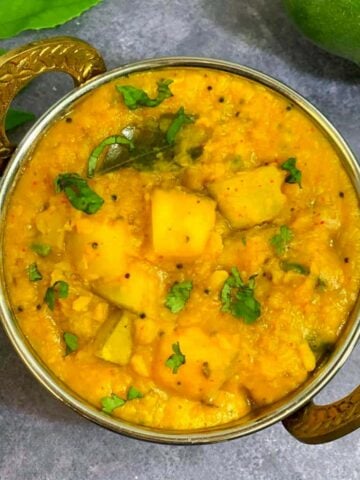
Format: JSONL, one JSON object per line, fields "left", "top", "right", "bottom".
{"left": 280, "top": 261, "right": 310, "bottom": 275}
{"left": 0, "top": 0, "right": 103, "bottom": 39}
{"left": 165, "top": 281, "right": 193, "bottom": 313}
{"left": 116, "top": 79, "right": 173, "bottom": 110}
{"left": 55, "top": 173, "right": 104, "bottom": 214}
{"left": 0, "top": 50, "right": 36, "bottom": 129}
{"left": 166, "top": 107, "right": 195, "bottom": 145}
{"left": 5, "top": 109, "right": 36, "bottom": 131}
{"left": 87, "top": 135, "right": 135, "bottom": 178}
{"left": 165, "top": 342, "right": 186, "bottom": 374}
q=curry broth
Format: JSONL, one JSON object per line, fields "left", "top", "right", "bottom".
{"left": 4, "top": 68, "right": 360, "bottom": 429}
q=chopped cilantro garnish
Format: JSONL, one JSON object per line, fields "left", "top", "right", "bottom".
{"left": 101, "top": 386, "right": 143, "bottom": 414}
{"left": 55, "top": 173, "right": 104, "bottom": 214}
{"left": 101, "top": 393, "right": 126, "bottom": 414}
{"left": 116, "top": 79, "right": 173, "bottom": 110}
{"left": 281, "top": 157, "right": 302, "bottom": 187}
{"left": 127, "top": 386, "right": 143, "bottom": 400}
{"left": 27, "top": 263, "right": 42, "bottom": 282}
{"left": 270, "top": 225, "right": 293, "bottom": 255}
{"left": 44, "top": 280, "right": 69, "bottom": 310}
{"left": 31, "top": 243, "right": 51, "bottom": 257}
{"left": 165, "top": 342, "right": 186, "bottom": 374}
{"left": 166, "top": 107, "right": 195, "bottom": 145}
{"left": 63, "top": 332, "right": 78, "bottom": 355}
{"left": 165, "top": 280, "right": 193, "bottom": 313}
{"left": 281, "top": 261, "right": 310, "bottom": 275}
{"left": 220, "top": 267, "right": 261, "bottom": 324}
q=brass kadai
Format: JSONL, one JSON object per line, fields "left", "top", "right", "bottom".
{"left": 0, "top": 36, "right": 359, "bottom": 445}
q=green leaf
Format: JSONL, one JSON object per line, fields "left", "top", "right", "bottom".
{"left": 232, "top": 286, "right": 261, "bottom": 324}
{"left": 116, "top": 79, "right": 173, "bottom": 110}
{"left": 44, "top": 280, "right": 69, "bottom": 310}
{"left": 55, "top": 173, "right": 104, "bottom": 214}
{"left": 280, "top": 261, "right": 310, "bottom": 275}
{"left": 63, "top": 332, "right": 78, "bottom": 355}
{"left": 101, "top": 393, "right": 126, "bottom": 414}
{"left": 220, "top": 267, "right": 261, "bottom": 324}
{"left": 165, "top": 280, "right": 193, "bottom": 313}
{"left": 166, "top": 107, "right": 195, "bottom": 145}
{"left": 27, "top": 263, "right": 42, "bottom": 282}
{"left": 87, "top": 135, "right": 135, "bottom": 178}
{"left": 5, "top": 109, "right": 36, "bottom": 131}
{"left": 0, "top": 51, "right": 36, "bottom": 130}
{"left": 127, "top": 386, "right": 143, "bottom": 400}
{"left": 165, "top": 342, "right": 186, "bottom": 374}
{"left": 31, "top": 243, "right": 51, "bottom": 257}
{"left": 281, "top": 157, "right": 302, "bottom": 187}
{"left": 0, "top": 0, "right": 103, "bottom": 39}
{"left": 270, "top": 225, "right": 293, "bottom": 255}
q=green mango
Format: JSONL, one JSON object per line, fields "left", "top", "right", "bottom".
{"left": 283, "top": 0, "right": 360, "bottom": 64}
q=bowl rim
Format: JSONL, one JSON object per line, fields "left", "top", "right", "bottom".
{"left": 0, "top": 56, "right": 359, "bottom": 444}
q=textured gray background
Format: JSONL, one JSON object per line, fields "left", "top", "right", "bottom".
{"left": 1, "top": 1, "right": 360, "bottom": 479}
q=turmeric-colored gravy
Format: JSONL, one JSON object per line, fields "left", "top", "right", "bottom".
{"left": 4, "top": 68, "right": 360, "bottom": 429}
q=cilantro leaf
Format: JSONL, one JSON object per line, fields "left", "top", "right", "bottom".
{"left": 5, "top": 109, "right": 35, "bottom": 131}
{"left": 270, "top": 225, "right": 293, "bottom": 255}
{"left": 280, "top": 261, "right": 310, "bottom": 275}
{"left": 165, "top": 280, "right": 193, "bottom": 313}
{"left": 63, "top": 332, "right": 78, "bottom": 355}
{"left": 281, "top": 157, "right": 302, "bottom": 187}
{"left": 31, "top": 243, "right": 51, "bottom": 257}
{"left": 165, "top": 342, "right": 186, "bottom": 374}
{"left": 166, "top": 107, "right": 195, "bottom": 145}
{"left": 220, "top": 267, "right": 261, "bottom": 324}
{"left": 87, "top": 135, "right": 135, "bottom": 178}
{"left": 116, "top": 79, "right": 173, "bottom": 110}
{"left": 27, "top": 263, "right": 42, "bottom": 282}
{"left": 44, "top": 280, "right": 69, "bottom": 310}
{"left": 55, "top": 173, "right": 104, "bottom": 214}
{"left": 231, "top": 285, "right": 261, "bottom": 324}
{"left": 101, "top": 393, "right": 126, "bottom": 414}
{"left": 127, "top": 386, "right": 143, "bottom": 400}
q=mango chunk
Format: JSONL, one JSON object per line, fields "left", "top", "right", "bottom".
{"left": 153, "top": 327, "right": 240, "bottom": 400}
{"left": 95, "top": 310, "right": 133, "bottom": 366}
{"left": 208, "top": 165, "right": 286, "bottom": 228}
{"left": 93, "top": 261, "right": 164, "bottom": 316}
{"left": 151, "top": 188, "right": 216, "bottom": 257}
{"left": 67, "top": 217, "right": 135, "bottom": 281}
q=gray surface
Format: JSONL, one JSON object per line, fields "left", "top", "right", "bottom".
{"left": 0, "top": 0, "right": 360, "bottom": 479}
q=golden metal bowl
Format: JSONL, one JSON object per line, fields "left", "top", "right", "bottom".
{"left": 0, "top": 36, "right": 359, "bottom": 445}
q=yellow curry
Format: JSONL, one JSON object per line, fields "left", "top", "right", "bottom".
{"left": 4, "top": 68, "right": 360, "bottom": 430}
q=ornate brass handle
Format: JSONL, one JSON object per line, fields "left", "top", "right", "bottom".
{"left": 283, "top": 385, "right": 360, "bottom": 443}
{"left": 0, "top": 36, "right": 106, "bottom": 171}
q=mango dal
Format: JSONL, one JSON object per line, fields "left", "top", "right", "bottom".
{"left": 4, "top": 68, "right": 360, "bottom": 429}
